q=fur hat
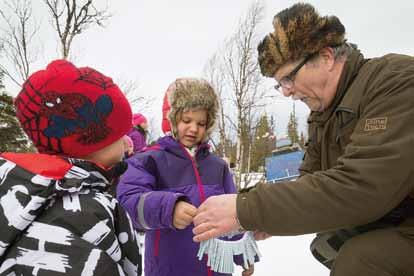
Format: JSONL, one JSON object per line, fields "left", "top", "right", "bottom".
{"left": 161, "top": 78, "right": 218, "bottom": 140}
{"left": 258, "top": 3, "right": 346, "bottom": 77}
{"left": 15, "top": 59, "right": 132, "bottom": 157}
{"left": 132, "top": 113, "right": 147, "bottom": 127}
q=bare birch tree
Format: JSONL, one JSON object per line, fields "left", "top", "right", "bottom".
{"left": 203, "top": 53, "right": 230, "bottom": 158}
{"left": 44, "top": 0, "right": 111, "bottom": 59}
{"left": 0, "top": 0, "right": 40, "bottom": 87}
{"left": 221, "top": 1, "right": 266, "bottom": 188}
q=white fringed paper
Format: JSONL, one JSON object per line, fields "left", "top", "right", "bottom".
{"left": 197, "top": 231, "right": 261, "bottom": 274}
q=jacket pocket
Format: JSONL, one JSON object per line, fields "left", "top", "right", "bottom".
{"left": 335, "top": 107, "right": 358, "bottom": 149}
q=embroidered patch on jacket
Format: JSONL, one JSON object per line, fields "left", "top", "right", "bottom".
{"left": 364, "top": 117, "right": 387, "bottom": 131}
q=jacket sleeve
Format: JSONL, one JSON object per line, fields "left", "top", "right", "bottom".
{"left": 222, "top": 165, "right": 237, "bottom": 194}
{"left": 117, "top": 153, "right": 187, "bottom": 231}
{"left": 237, "top": 64, "right": 414, "bottom": 235}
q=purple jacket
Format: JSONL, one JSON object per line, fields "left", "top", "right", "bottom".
{"left": 127, "top": 127, "right": 147, "bottom": 153}
{"left": 117, "top": 136, "right": 244, "bottom": 276}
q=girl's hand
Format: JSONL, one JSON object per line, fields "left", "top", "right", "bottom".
{"left": 173, "top": 201, "right": 197, "bottom": 229}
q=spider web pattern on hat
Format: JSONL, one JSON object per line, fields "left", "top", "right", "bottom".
{"left": 14, "top": 59, "right": 132, "bottom": 157}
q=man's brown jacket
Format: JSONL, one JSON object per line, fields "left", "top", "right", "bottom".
{"left": 237, "top": 50, "right": 414, "bottom": 235}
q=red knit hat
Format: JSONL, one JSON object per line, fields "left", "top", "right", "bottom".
{"left": 15, "top": 59, "right": 132, "bottom": 157}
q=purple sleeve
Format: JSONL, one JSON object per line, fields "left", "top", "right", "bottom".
{"left": 223, "top": 165, "right": 237, "bottom": 194}
{"left": 117, "top": 153, "right": 185, "bottom": 230}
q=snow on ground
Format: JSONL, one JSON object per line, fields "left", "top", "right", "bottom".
{"left": 235, "top": 234, "right": 329, "bottom": 275}
{"left": 139, "top": 233, "right": 330, "bottom": 275}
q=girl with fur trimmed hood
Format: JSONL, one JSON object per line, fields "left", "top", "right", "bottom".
{"left": 117, "top": 78, "right": 257, "bottom": 276}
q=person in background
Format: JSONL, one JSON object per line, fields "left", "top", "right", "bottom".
{"left": 0, "top": 59, "right": 142, "bottom": 275}
{"left": 128, "top": 113, "right": 148, "bottom": 153}
{"left": 192, "top": 3, "right": 414, "bottom": 276}
{"left": 117, "top": 78, "right": 258, "bottom": 276}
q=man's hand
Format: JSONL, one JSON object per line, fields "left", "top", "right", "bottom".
{"left": 173, "top": 201, "right": 197, "bottom": 229}
{"left": 242, "top": 264, "right": 254, "bottom": 276}
{"left": 192, "top": 194, "right": 238, "bottom": 242}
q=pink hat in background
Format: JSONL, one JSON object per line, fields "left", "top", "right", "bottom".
{"left": 132, "top": 113, "right": 147, "bottom": 126}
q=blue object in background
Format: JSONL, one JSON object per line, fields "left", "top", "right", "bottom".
{"left": 265, "top": 150, "right": 304, "bottom": 182}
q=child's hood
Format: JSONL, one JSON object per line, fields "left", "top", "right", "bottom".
{"left": 161, "top": 78, "right": 219, "bottom": 141}
{"left": 155, "top": 136, "right": 211, "bottom": 160}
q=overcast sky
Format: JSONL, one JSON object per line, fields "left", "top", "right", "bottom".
{"left": 2, "top": 1, "right": 413, "bottom": 274}
{"left": 3, "top": 0, "right": 414, "bottom": 138}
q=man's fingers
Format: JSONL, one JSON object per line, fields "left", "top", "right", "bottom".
{"left": 196, "top": 201, "right": 208, "bottom": 214}
{"left": 193, "top": 211, "right": 210, "bottom": 226}
{"left": 193, "top": 228, "right": 218, "bottom": 242}
{"left": 192, "top": 222, "right": 211, "bottom": 235}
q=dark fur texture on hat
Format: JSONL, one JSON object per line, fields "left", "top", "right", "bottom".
{"left": 162, "top": 78, "right": 218, "bottom": 140}
{"left": 258, "top": 3, "right": 346, "bottom": 77}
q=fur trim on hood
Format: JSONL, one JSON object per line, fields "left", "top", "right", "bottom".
{"left": 162, "top": 78, "right": 218, "bottom": 141}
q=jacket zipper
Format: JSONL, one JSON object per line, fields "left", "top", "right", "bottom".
{"left": 180, "top": 145, "right": 212, "bottom": 276}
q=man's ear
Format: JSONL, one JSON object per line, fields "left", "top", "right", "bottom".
{"left": 319, "top": 47, "right": 336, "bottom": 71}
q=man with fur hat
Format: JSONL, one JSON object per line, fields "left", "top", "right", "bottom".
{"left": 0, "top": 60, "right": 142, "bottom": 275}
{"left": 192, "top": 3, "right": 414, "bottom": 275}
{"left": 117, "top": 78, "right": 259, "bottom": 276}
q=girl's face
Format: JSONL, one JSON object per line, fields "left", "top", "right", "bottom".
{"left": 176, "top": 109, "right": 207, "bottom": 148}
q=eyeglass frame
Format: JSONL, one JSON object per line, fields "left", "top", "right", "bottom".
{"left": 274, "top": 54, "right": 314, "bottom": 92}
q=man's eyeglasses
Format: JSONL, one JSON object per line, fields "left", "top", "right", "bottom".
{"left": 274, "top": 54, "right": 313, "bottom": 93}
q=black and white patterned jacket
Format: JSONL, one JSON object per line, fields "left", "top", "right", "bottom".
{"left": 0, "top": 153, "right": 142, "bottom": 276}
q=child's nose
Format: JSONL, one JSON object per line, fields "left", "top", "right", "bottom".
{"left": 189, "top": 124, "right": 198, "bottom": 132}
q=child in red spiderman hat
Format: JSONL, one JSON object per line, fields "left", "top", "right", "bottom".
{"left": 0, "top": 59, "right": 142, "bottom": 275}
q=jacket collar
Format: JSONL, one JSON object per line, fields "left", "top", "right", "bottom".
{"left": 56, "top": 158, "right": 127, "bottom": 193}
{"left": 157, "top": 136, "right": 210, "bottom": 159}
{"left": 310, "top": 49, "right": 366, "bottom": 124}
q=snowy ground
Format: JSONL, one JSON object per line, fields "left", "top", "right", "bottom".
{"left": 138, "top": 233, "right": 330, "bottom": 275}
{"left": 234, "top": 234, "right": 329, "bottom": 275}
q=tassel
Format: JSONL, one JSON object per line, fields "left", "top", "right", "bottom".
{"left": 197, "top": 231, "right": 261, "bottom": 274}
